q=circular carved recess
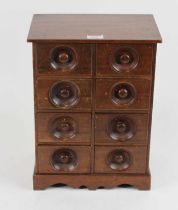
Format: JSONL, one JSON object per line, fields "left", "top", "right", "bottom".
{"left": 110, "top": 82, "right": 136, "bottom": 105}
{"left": 107, "top": 149, "right": 131, "bottom": 171}
{"left": 108, "top": 117, "right": 136, "bottom": 141}
{"left": 111, "top": 47, "right": 139, "bottom": 72}
{"left": 51, "top": 149, "right": 77, "bottom": 171}
{"left": 50, "top": 46, "right": 77, "bottom": 70}
{"left": 49, "top": 116, "right": 78, "bottom": 140}
{"left": 49, "top": 81, "right": 80, "bottom": 108}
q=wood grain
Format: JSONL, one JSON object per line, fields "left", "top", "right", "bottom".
{"left": 27, "top": 14, "right": 162, "bottom": 43}
{"left": 35, "top": 43, "right": 92, "bottom": 77}
{"left": 95, "top": 78, "right": 151, "bottom": 110}
{"left": 37, "top": 113, "right": 91, "bottom": 144}
{"left": 96, "top": 44, "right": 153, "bottom": 77}
{"left": 36, "top": 79, "right": 92, "bottom": 111}
{"left": 33, "top": 173, "right": 151, "bottom": 190}
{"left": 27, "top": 14, "right": 162, "bottom": 190}
{"left": 37, "top": 145, "right": 91, "bottom": 174}
{"left": 95, "top": 113, "right": 149, "bottom": 145}
{"left": 94, "top": 146, "right": 147, "bottom": 174}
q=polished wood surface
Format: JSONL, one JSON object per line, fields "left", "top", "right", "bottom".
{"left": 37, "top": 113, "right": 91, "bottom": 144}
{"left": 96, "top": 44, "right": 153, "bottom": 76}
{"left": 37, "top": 79, "right": 92, "bottom": 111}
{"left": 28, "top": 14, "right": 162, "bottom": 190}
{"left": 33, "top": 173, "right": 151, "bottom": 190}
{"left": 35, "top": 43, "right": 92, "bottom": 76}
{"left": 95, "top": 113, "right": 149, "bottom": 145}
{"left": 95, "top": 78, "right": 151, "bottom": 110}
{"left": 27, "top": 14, "right": 162, "bottom": 43}
{"left": 94, "top": 146, "right": 147, "bottom": 173}
{"left": 37, "top": 146, "right": 91, "bottom": 173}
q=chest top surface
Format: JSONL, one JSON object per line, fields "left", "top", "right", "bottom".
{"left": 27, "top": 14, "right": 162, "bottom": 43}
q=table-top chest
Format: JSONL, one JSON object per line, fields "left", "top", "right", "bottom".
{"left": 27, "top": 14, "right": 162, "bottom": 190}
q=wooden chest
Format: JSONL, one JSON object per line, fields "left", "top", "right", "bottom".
{"left": 27, "top": 14, "right": 162, "bottom": 190}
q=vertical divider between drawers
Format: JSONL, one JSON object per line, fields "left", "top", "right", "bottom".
{"left": 91, "top": 43, "right": 96, "bottom": 173}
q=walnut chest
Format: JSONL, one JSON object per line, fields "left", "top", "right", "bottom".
{"left": 27, "top": 14, "right": 162, "bottom": 190}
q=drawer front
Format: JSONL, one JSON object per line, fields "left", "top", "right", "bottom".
{"left": 37, "top": 146, "right": 91, "bottom": 173}
{"left": 37, "top": 113, "right": 91, "bottom": 144}
{"left": 96, "top": 44, "right": 153, "bottom": 77}
{"left": 37, "top": 79, "right": 92, "bottom": 111}
{"left": 95, "top": 78, "right": 151, "bottom": 110}
{"left": 95, "top": 146, "right": 147, "bottom": 173}
{"left": 95, "top": 113, "right": 149, "bottom": 145}
{"left": 35, "top": 43, "right": 92, "bottom": 76}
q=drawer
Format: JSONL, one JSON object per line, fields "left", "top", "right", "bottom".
{"left": 37, "top": 146, "right": 91, "bottom": 173}
{"left": 95, "top": 113, "right": 149, "bottom": 145}
{"left": 37, "top": 79, "right": 92, "bottom": 111}
{"left": 35, "top": 43, "right": 92, "bottom": 76}
{"left": 95, "top": 146, "right": 147, "bottom": 174}
{"left": 37, "top": 113, "right": 91, "bottom": 144}
{"left": 95, "top": 78, "right": 151, "bottom": 110}
{"left": 96, "top": 44, "right": 153, "bottom": 77}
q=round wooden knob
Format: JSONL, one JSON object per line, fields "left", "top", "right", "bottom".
{"left": 59, "top": 88, "right": 70, "bottom": 98}
{"left": 58, "top": 152, "right": 70, "bottom": 164}
{"left": 111, "top": 82, "right": 136, "bottom": 105}
{"left": 116, "top": 121, "right": 127, "bottom": 133}
{"left": 49, "top": 81, "right": 80, "bottom": 108}
{"left": 120, "top": 53, "right": 130, "bottom": 64}
{"left": 49, "top": 116, "right": 77, "bottom": 140}
{"left": 111, "top": 47, "right": 139, "bottom": 72}
{"left": 51, "top": 149, "right": 77, "bottom": 171}
{"left": 60, "top": 122, "right": 70, "bottom": 132}
{"left": 108, "top": 117, "right": 136, "bottom": 141}
{"left": 58, "top": 52, "right": 69, "bottom": 64}
{"left": 50, "top": 46, "right": 77, "bottom": 70}
{"left": 107, "top": 149, "right": 131, "bottom": 171}
{"left": 114, "top": 154, "right": 125, "bottom": 163}
{"left": 117, "top": 88, "right": 128, "bottom": 99}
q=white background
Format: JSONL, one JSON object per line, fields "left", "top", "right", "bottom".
{"left": 0, "top": 0, "right": 177, "bottom": 209}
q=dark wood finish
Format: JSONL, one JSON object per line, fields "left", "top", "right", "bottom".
{"left": 95, "top": 113, "right": 149, "bottom": 145}
{"left": 37, "top": 146, "right": 91, "bottom": 173}
{"left": 35, "top": 43, "right": 92, "bottom": 77}
{"left": 37, "top": 79, "right": 92, "bottom": 111}
{"left": 96, "top": 44, "right": 153, "bottom": 77}
{"left": 146, "top": 44, "right": 157, "bottom": 171}
{"left": 28, "top": 14, "right": 162, "bottom": 190}
{"left": 33, "top": 172, "right": 151, "bottom": 190}
{"left": 27, "top": 14, "right": 162, "bottom": 43}
{"left": 95, "top": 146, "right": 147, "bottom": 173}
{"left": 95, "top": 78, "right": 151, "bottom": 110}
{"left": 37, "top": 113, "right": 91, "bottom": 144}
